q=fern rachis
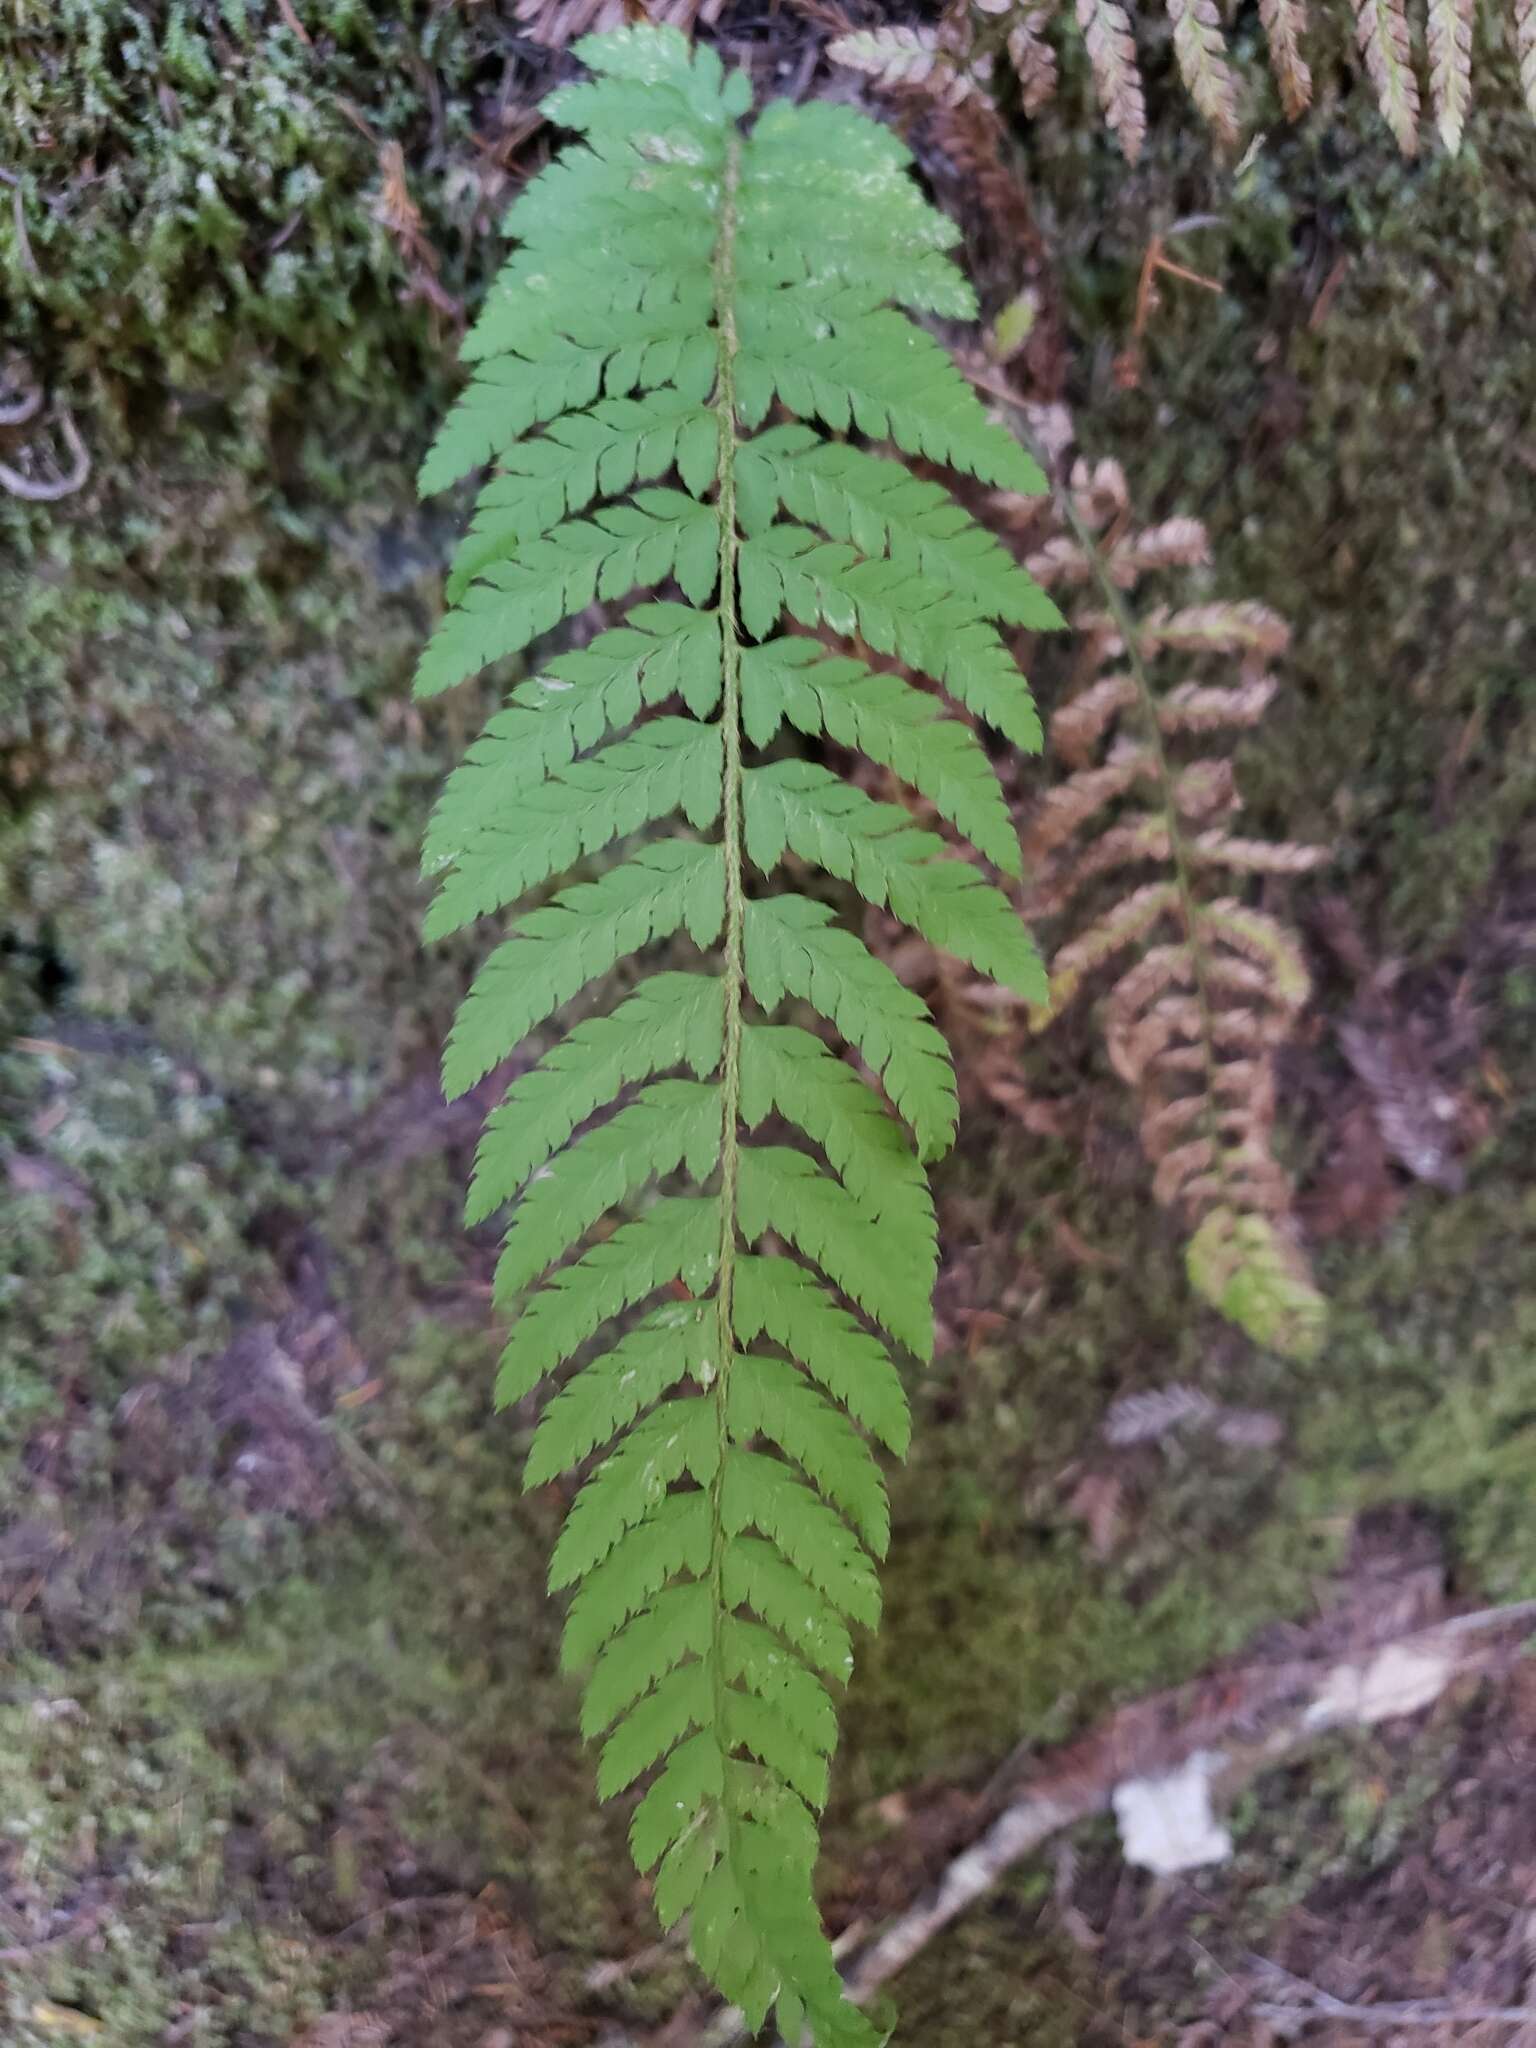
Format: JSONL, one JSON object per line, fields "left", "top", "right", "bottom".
{"left": 415, "top": 29, "right": 1055, "bottom": 2043}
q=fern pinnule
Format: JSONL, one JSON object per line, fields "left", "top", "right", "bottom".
{"left": 826, "top": 23, "right": 978, "bottom": 105}
{"left": 1020, "top": 456, "right": 1328, "bottom": 1357}
{"left": 1077, "top": 0, "right": 1149, "bottom": 159}
{"left": 1260, "top": 0, "right": 1315, "bottom": 117}
{"left": 1427, "top": 0, "right": 1475, "bottom": 148}
{"left": 1355, "top": 0, "right": 1422, "bottom": 153}
{"left": 513, "top": 0, "right": 723, "bottom": 44}
{"left": 1165, "top": 0, "right": 1244, "bottom": 147}
{"left": 414, "top": 28, "right": 1053, "bottom": 2042}
{"left": 1009, "top": 9, "right": 1062, "bottom": 113}
{"left": 828, "top": 0, "right": 1526, "bottom": 157}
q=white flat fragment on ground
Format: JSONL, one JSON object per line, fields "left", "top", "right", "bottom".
{"left": 1112, "top": 1749, "right": 1234, "bottom": 1875}
{"left": 1305, "top": 1641, "right": 1455, "bottom": 1730}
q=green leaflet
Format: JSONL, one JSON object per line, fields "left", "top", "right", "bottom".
{"left": 552, "top": 1395, "right": 720, "bottom": 1588}
{"left": 738, "top": 1146, "right": 932, "bottom": 1358}
{"left": 468, "top": 974, "right": 723, "bottom": 1224}
{"left": 495, "top": 1077, "right": 721, "bottom": 1303}
{"left": 733, "top": 1257, "right": 909, "bottom": 1456}
{"left": 422, "top": 608, "right": 723, "bottom": 884}
{"left": 728, "top": 1354, "right": 889, "bottom": 1556}
{"left": 743, "top": 758, "right": 1046, "bottom": 1000}
{"left": 416, "top": 491, "right": 718, "bottom": 698}
{"left": 442, "top": 841, "right": 724, "bottom": 1100}
{"left": 739, "top": 1024, "right": 935, "bottom": 1259}
{"left": 740, "top": 636, "right": 1021, "bottom": 875}
{"left": 524, "top": 1301, "right": 712, "bottom": 1488}
{"left": 743, "top": 894, "right": 959, "bottom": 1163}
{"left": 737, "top": 427, "right": 1048, "bottom": 623}
{"left": 425, "top": 718, "right": 722, "bottom": 940}
{"left": 415, "top": 25, "right": 1053, "bottom": 2044}
{"left": 447, "top": 393, "right": 718, "bottom": 600}
{"left": 495, "top": 1192, "right": 720, "bottom": 1407}
{"left": 739, "top": 523, "right": 1047, "bottom": 749}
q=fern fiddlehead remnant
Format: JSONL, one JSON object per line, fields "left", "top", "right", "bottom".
{"left": 415, "top": 28, "right": 1058, "bottom": 2040}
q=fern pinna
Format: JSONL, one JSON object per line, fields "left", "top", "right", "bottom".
{"left": 414, "top": 26, "right": 1057, "bottom": 2043}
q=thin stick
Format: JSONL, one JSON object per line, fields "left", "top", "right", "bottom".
{"left": 666, "top": 1597, "right": 1536, "bottom": 2042}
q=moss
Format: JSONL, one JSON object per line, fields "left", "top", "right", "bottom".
{"left": 0, "top": 1, "right": 501, "bottom": 402}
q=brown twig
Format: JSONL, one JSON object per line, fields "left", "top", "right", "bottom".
{"left": 666, "top": 1598, "right": 1536, "bottom": 2043}
{"left": 1249, "top": 1956, "right": 1536, "bottom": 2029}
{"left": 275, "top": 0, "right": 314, "bottom": 49}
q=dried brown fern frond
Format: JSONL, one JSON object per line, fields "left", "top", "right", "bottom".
{"left": 1007, "top": 7, "right": 1062, "bottom": 114}
{"left": 1074, "top": 0, "right": 1148, "bottom": 160}
{"left": 1022, "top": 457, "right": 1330, "bottom": 1357}
{"left": 1354, "top": 0, "right": 1422, "bottom": 153}
{"left": 1165, "top": 0, "right": 1243, "bottom": 147}
{"left": 1259, "top": 0, "right": 1314, "bottom": 120}
{"left": 849, "top": 0, "right": 1531, "bottom": 160}
{"left": 1427, "top": 0, "right": 1475, "bottom": 148}
{"left": 512, "top": 0, "right": 722, "bottom": 48}
{"left": 825, "top": 24, "right": 980, "bottom": 106}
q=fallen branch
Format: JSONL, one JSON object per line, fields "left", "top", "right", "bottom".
{"left": 1249, "top": 1956, "right": 1536, "bottom": 2032}
{"left": 667, "top": 1597, "right": 1536, "bottom": 2044}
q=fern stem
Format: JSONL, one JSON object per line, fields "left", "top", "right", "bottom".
{"left": 707, "top": 132, "right": 745, "bottom": 1800}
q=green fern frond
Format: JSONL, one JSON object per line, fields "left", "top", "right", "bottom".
{"left": 415, "top": 26, "right": 1052, "bottom": 2041}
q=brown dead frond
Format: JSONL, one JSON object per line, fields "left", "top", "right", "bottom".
{"left": 1165, "top": 0, "right": 1242, "bottom": 147}
{"left": 836, "top": 0, "right": 1522, "bottom": 159}
{"left": 513, "top": 0, "right": 723, "bottom": 46}
{"left": 1023, "top": 456, "right": 1329, "bottom": 1356}
{"left": 826, "top": 24, "right": 980, "bottom": 104}
{"left": 1354, "top": 0, "right": 1421, "bottom": 153}
{"left": 1426, "top": 0, "right": 1475, "bottom": 149}
{"left": 1074, "top": 0, "right": 1147, "bottom": 160}
{"left": 1260, "top": 0, "right": 1314, "bottom": 119}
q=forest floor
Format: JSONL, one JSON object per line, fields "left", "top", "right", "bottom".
{"left": 3, "top": 7, "right": 1536, "bottom": 2045}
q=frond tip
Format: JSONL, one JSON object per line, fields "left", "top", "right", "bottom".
{"left": 414, "top": 25, "right": 1052, "bottom": 2042}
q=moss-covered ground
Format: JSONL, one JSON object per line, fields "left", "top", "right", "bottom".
{"left": 3, "top": 7, "right": 1534, "bottom": 2042}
